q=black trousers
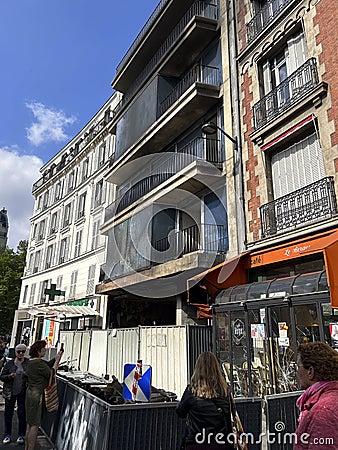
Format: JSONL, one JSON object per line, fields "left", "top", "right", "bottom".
{"left": 4, "top": 392, "right": 26, "bottom": 437}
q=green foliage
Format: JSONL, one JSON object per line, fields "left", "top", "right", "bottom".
{"left": 0, "top": 240, "right": 28, "bottom": 335}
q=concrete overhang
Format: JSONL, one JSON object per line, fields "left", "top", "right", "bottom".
{"left": 106, "top": 82, "right": 221, "bottom": 183}
{"left": 96, "top": 252, "right": 225, "bottom": 297}
{"left": 112, "top": 0, "right": 199, "bottom": 92}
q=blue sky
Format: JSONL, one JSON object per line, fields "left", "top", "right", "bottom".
{"left": 0, "top": 0, "right": 159, "bottom": 249}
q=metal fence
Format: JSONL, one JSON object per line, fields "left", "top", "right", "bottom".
{"left": 59, "top": 325, "right": 212, "bottom": 398}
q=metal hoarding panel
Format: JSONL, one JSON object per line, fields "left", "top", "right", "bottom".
{"left": 187, "top": 325, "right": 212, "bottom": 379}
{"left": 59, "top": 331, "right": 76, "bottom": 365}
{"left": 88, "top": 330, "right": 108, "bottom": 376}
{"left": 139, "top": 325, "right": 188, "bottom": 398}
{"left": 79, "top": 331, "right": 91, "bottom": 371}
{"left": 107, "top": 327, "right": 139, "bottom": 382}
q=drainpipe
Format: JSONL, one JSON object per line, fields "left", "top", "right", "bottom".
{"left": 228, "top": 0, "right": 246, "bottom": 253}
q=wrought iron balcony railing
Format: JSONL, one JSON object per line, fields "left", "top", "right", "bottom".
{"left": 105, "top": 137, "right": 223, "bottom": 221}
{"left": 153, "top": 223, "right": 228, "bottom": 263}
{"left": 159, "top": 64, "right": 220, "bottom": 116}
{"left": 260, "top": 177, "right": 338, "bottom": 238}
{"left": 253, "top": 58, "right": 319, "bottom": 130}
{"left": 247, "top": 0, "right": 294, "bottom": 44}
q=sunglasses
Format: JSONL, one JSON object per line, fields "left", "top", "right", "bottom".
{"left": 16, "top": 350, "right": 26, "bottom": 354}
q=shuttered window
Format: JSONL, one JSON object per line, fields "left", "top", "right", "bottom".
{"left": 271, "top": 132, "right": 325, "bottom": 199}
{"left": 86, "top": 265, "right": 96, "bottom": 295}
{"left": 69, "top": 270, "right": 78, "bottom": 298}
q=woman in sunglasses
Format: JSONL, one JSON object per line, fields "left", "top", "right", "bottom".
{"left": 0, "top": 344, "right": 29, "bottom": 445}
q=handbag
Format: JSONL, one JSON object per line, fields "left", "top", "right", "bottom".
{"left": 44, "top": 371, "right": 58, "bottom": 412}
{"left": 228, "top": 389, "right": 248, "bottom": 450}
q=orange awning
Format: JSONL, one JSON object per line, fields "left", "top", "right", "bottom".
{"left": 248, "top": 229, "right": 338, "bottom": 308}
{"left": 187, "top": 252, "right": 250, "bottom": 302}
{"left": 187, "top": 228, "right": 338, "bottom": 308}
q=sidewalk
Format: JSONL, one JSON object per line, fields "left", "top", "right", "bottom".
{"left": 0, "top": 400, "right": 53, "bottom": 450}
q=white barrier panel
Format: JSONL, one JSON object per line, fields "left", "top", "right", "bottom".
{"left": 79, "top": 332, "right": 91, "bottom": 371}
{"left": 88, "top": 330, "right": 108, "bottom": 376}
{"left": 140, "top": 326, "right": 188, "bottom": 398}
{"left": 106, "top": 328, "right": 138, "bottom": 382}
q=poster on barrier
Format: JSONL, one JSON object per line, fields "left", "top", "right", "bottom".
{"left": 123, "top": 361, "right": 152, "bottom": 402}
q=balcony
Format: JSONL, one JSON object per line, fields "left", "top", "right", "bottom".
{"left": 253, "top": 58, "right": 320, "bottom": 131}
{"left": 109, "top": 66, "right": 220, "bottom": 173}
{"left": 159, "top": 64, "right": 219, "bottom": 116}
{"left": 247, "top": 0, "right": 294, "bottom": 44}
{"left": 153, "top": 223, "right": 228, "bottom": 262}
{"left": 104, "top": 137, "right": 223, "bottom": 222}
{"left": 260, "top": 177, "right": 338, "bottom": 238}
{"left": 113, "top": 0, "right": 218, "bottom": 93}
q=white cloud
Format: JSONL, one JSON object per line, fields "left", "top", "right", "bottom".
{"left": 26, "top": 102, "right": 76, "bottom": 146}
{"left": 0, "top": 146, "right": 42, "bottom": 250}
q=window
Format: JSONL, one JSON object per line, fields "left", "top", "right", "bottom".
{"left": 261, "top": 31, "right": 307, "bottom": 97}
{"left": 82, "top": 158, "right": 90, "bottom": 181}
{"left": 74, "top": 229, "right": 82, "bottom": 258}
{"left": 77, "top": 193, "right": 87, "bottom": 219}
{"left": 59, "top": 238, "right": 69, "bottom": 264}
{"left": 32, "top": 223, "right": 38, "bottom": 240}
{"left": 69, "top": 270, "right": 78, "bottom": 298}
{"left": 271, "top": 132, "right": 325, "bottom": 198}
{"left": 93, "top": 180, "right": 105, "bottom": 208}
{"left": 98, "top": 145, "right": 106, "bottom": 167}
{"left": 50, "top": 212, "right": 58, "bottom": 234}
{"left": 38, "top": 220, "right": 46, "bottom": 241}
{"left": 33, "top": 251, "right": 41, "bottom": 273}
{"left": 68, "top": 170, "right": 77, "bottom": 192}
{"left": 45, "top": 245, "right": 54, "bottom": 269}
{"left": 42, "top": 191, "right": 49, "bottom": 209}
{"left": 39, "top": 280, "right": 49, "bottom": 303}
{"left": 91, "top": 220, "right": 100, "bottom": 250}
{"left": 28, "top": 283, "right": 36, "bottom": 306}
{"left": 63, "top": 203, "right": 72, "bottom": 227}
{"left": 56, "top": 275, "right": 63, "bottom": 289}
{"left": 22, "top": 285, "right": 28, "bottom": 304}
{"left": 54, "top": 182, "right": 63, "bottom": 201}
{"left": 86, "top": 265, "right": 96, "bottom": 295}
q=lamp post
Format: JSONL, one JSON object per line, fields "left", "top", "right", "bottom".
{"left": 201, "top": 122, "right": 246, "bottom": 253}
{"left": 201, "top": 122, "right": 238, "bottom": 151}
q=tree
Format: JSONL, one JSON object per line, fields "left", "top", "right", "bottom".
{"left": 0, "top": 240, "right": 28, "bottom": 336}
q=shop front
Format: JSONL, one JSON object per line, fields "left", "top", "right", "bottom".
{"left": 188, "top": 228, "right": 338, "bottom": 398}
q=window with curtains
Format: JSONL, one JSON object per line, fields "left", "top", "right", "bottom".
{"left": 59, "top": 237, "right": 69, "bottom": 264}
{"left": 91, "top": 220, "right": 100, "bottom": 250}
{"left": 45, "top": 245, "right": 54, "bottom": 269}
{"left": 261, "top": 30, "right": 307, "bottom": 98}
{"left": 63, "top": 203, "right": 72, "bottom": 227}
{"left": 50, "top": 212, "right": 58, "bottom": 234}
{"left": 33, "top": 251, "right": 41, "bottom": 273}
{"left": 77, "top": 192, "right": 87, "bottom": 219}
{"left": 271, "top": 132, "right": 325, "bottom": 199}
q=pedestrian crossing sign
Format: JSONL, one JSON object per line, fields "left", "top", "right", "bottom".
{"left": 123, "top": 363, "right": 152, "bottom": 402}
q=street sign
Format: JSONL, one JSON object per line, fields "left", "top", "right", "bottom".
{"left": 123, "top": 363, "right": 152, "bottom": 402}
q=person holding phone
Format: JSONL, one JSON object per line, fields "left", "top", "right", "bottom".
{"left": 25, "top": 340, "right": 64, "bottom": 450}
{"left": 0, "top": 344, "right": 29, "bottom": 445}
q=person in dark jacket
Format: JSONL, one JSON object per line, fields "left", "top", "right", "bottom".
{"left": 176, "top": 351, "right": 233, "bottom": 450}
{"left": 0, "top": 344, "right": 29, "bottom": 445}
{"left": 294, "top": 342, "right": 338, "bottom": 450}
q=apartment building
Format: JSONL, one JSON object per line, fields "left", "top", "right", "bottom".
{"left": 191, "top": 0, "right": 338, "bottom": 398}
{"left": 96, "top": 0, "right": 242, "bottom": 327}
{"left": 11, "top": 93, "right": 120, "bottom": 347}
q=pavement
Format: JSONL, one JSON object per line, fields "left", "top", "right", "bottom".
{"left": 0, "top": 398, "right": 53, "bottom": 450}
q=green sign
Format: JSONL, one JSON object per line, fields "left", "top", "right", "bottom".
{"left": 66, "top": 299, "right": 89, "bottom": 307}
{"left": 44, "top": 284, "right": 66, "bottom": 301}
